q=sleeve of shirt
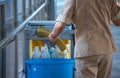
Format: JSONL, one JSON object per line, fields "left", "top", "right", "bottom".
{"left": 56, "top": 0, "right": 75, "bottom": 24}
{"left": 111, "top": 0, "right": 120, "bottom": 21}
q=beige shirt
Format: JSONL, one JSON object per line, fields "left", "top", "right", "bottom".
{"left": 56, "top": 0, "right": 120, "bottom": 58}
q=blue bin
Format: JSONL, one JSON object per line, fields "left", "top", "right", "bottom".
{"left": 26, "top": 58, "right": 75, "bottom": 78}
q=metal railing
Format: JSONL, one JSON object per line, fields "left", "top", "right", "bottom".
{"left": 0, "top": 0, "right": 49, "bottom": 50}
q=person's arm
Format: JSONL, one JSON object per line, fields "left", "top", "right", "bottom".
{"left": 48, "top": 22, "right": 66, "bottom": 43}
{"left": 112, "top": 19, "right": 120, "bottom": 26}
{"left": 48, "top": 0, "right": 75, "bottom": 43}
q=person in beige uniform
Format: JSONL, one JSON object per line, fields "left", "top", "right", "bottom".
{"left": 48, "top": 0, "right": 120, "bottom": 78}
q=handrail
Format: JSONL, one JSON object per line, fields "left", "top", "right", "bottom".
{"left": 28, "top": 21, "right": 72, "bottom": 26}
{"left": 0, "top": 0, "right": 49, "bottom": 50}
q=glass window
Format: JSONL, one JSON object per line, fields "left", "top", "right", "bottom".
{"left": 54, "top": 0, "right": 64, "bottom": 18}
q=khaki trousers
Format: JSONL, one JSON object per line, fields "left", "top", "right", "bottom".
{"left": 75, "top": 54, "right": 113, "bottom": 78}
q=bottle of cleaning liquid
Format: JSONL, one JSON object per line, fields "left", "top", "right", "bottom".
{"left": 49, "top": 47, "right": 54, "bottom": 58}
{"left": 32, "top": 46, "right": 41, "bottom": 58}
{"left": 40, "top": 44, "right": 50, "bottom": 58}
{"left": 52, "top": 46, "right": 59, "bottom": 58}
{"left": 61, "top": 50, "right": 67, "bottom": 58}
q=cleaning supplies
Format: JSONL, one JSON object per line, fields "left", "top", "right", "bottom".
{"left": 40, "top": 44, "right": 50, "bottom": 58}
{"left": 49, "top": 47, "right": 54, "bottom": 58}
{"left": 32, "top": 46, "right": 41, "bottom": 58}
{"left": 52, "top": 46, "right": 59, "bottom": 58}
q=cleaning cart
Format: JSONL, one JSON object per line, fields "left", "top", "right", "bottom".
{"left": 24, "top": 21, "right": 75, "bottom": 78}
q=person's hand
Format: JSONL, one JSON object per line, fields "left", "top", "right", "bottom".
{"left": 48, "top": 33, "right": 57, "bottom": 43}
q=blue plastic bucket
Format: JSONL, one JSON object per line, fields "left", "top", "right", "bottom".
{"left": 26, "top": 58, "right": 75, "bottom": 78}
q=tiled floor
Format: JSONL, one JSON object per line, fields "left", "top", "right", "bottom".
{"left": 110, "top": 25, "right": 120, "bottom": 78}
